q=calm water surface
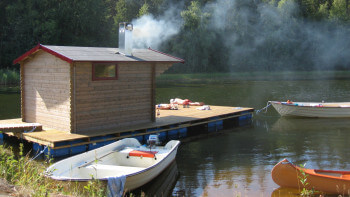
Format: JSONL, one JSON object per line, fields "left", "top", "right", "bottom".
{"left": 157, "top": 79, "right": 350, "bottom": 197}
{"left": 2, "top": 79, "right": 350, "bottom": 196}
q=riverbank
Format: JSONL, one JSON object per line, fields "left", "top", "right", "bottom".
{"left": 0, "top": 86, "right": 20, "bottom": 94}
{"left": 157, "top": 71, "right": 350, "bottom": 84}
{"left": 0, "top": 143, "right": 106, "bottom": 197}
{"left": 0, "top": 69, "right": 19, "bottom": 87}
{"left": 1, "top": 70, "right": 350, "bottom": 88}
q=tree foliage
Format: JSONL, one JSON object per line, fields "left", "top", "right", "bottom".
{"left": 1, "top": 0, "right": 350, "bottom": 72}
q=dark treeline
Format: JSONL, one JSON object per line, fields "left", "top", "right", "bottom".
{"left": 1, "top": 0, "right": 350, "bottom": 73}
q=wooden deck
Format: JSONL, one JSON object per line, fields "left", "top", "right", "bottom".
{"left": 0, "top": 105, "right": 253, "bottom": 149}
{"left": 0, "top": 119, "right": 42, "bottom": 133}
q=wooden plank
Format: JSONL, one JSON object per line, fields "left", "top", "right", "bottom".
{"left": 0, "top": 106, "right": 254, "bottom": 148}
{"left": 75, "top": 98, "right": 150, "bottom": 109}
{"left": 75, "top": 117, "right": 150, "bottom": 132}
{"left": 22, "top": 53, "right": 71, "bottom": 132}
{"left": 61, "top": 106, "right": 252, "bottom": 136}
{"left": 75, "top": 91, "right": 151, "bottom": 101}
{"left": 30, "top": 112, "right": 250, "bottom": 149}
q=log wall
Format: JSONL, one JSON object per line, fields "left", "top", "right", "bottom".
{"left": 74, "top": 62, "right": 168, "bottom": 133}
{"left": 22, "top": 51, "right": 71, "bottom": 132}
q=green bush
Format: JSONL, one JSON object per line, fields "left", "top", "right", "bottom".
{"left": 0, "top": 68, "right": 20, "bottom": 85}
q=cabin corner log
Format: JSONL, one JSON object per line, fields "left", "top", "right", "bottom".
{"left": 20, "top": 63, "right": 25, "bottom": 122}
{"left": 70, "top": 62, "right": 76, "bottom": 133}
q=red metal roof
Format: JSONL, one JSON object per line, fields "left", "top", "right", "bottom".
{"left": 13, "top": 44, "right": 185, "bottom": 64}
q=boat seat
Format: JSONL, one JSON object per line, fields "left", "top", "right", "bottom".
{"left": 86, "top": 164, "right": 145, "bottom": 172}
{"left": 129, "top": 150, "right": 158, "bottom": 158}
{"left": 315, "top": 171, "right": 342, "bottom": 177}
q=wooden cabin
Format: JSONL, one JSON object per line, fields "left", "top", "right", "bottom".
{"left": 13, "top": 44, "right": 184, "bottom": 134}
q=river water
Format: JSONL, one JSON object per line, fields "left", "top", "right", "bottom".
{"left": 157, "top": 79, "right": 350, "bottom": 197}
{"left": 1, "top": 79, "right": 350, "bottom": 196}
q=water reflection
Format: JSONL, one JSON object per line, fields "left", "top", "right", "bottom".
{"left": 0, "top": 93, "right": 20, "bottom": 119}
{"left": 271, "top": 187, "right": 300, "bottom": 197}
{"left": 132, "top": 161, "right": 179, "bottom": 196}
{"left": 3, "top": 79, "right": 350, "bottom": 196}
{"left": 271, "top": 117, "right": 350, "bottom": 132}
{"left": 172, "top": 113, "right": 350, "bottom": 196}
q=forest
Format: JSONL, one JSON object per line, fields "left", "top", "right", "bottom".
{"left": 1, "top": 0, "right": 350, "bottom": 73}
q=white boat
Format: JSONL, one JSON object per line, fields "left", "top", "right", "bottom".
{"left": 46, "top": 138, "right": 181, "bottom": 191}
{"left": 270, "top": 101, "right": 350, "bottom": 118}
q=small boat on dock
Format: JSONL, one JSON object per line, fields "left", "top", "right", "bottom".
{"left": 271, "top": 159, "right": 350, "bottom": 194}
{"left": 46, "top": 138, "right": 181, "bottom": 191}
{"left": 269, "top": 101, "right": 350, "bottom": 118}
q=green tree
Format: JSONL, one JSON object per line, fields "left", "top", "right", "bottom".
{"left": 114, "top": 0, "right": 143, "bottom": 24}
{"left": 138, "top": 2, "right": 150, "bottom": 17}
{"left": 0, "top": 0, "right": 16, "bottom": 69}
{"left": 180, "top": 1, "right": 213, "bottom": 72}
{"left": 181, "top": 1, "right": 210, "bottom": 31}
{"left": 301, "top": 0, "right": 320, "bottom": 19}
{"left": 5, "top": 0, "right": 59, "bottom": 66}
{"left": 4, "top": 0, "right": 114, "bottom": 68}
{"left": 329, "top": 0, "right": 350, "bottom": 22}
{"left": 167, "top": 0, "right": 230, "bottom": 73}
{"left": 318, "top": 2, "right": 329, "bottom": 19}
{"left": 114, "top": 0, "right": 128, "bottom": 25}
{"left": 55, "top": 0, "right": 112, "bottom": 46}
{"left": 278, "top": 0, "right": 300, "bottom": 19}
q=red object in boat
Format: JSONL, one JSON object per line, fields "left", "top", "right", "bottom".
{"left": 129, "top": 150, "right": 158, "bottom": 158}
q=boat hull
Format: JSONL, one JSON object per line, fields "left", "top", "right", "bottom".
{"left": 270, "top": 101, "right": 350, "bottom": 118}
{"left": 46, "top": 138, "right": 181, "bottom": 191}
{"left": 271, "top": 159, "right": 350, "bottom": 194}
{"left": 123, "top": 147, "right": 178, "bottom": 190}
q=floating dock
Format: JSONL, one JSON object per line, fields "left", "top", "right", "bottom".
{"left": 0, "top": 105, "right": 253, "bottom": 157}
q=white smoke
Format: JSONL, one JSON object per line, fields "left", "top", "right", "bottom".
{"left": 132, "top": 6, "right": 183, "bottom": 49}
{"left": 131, "top": 0, "right": 350, "bottom": 71}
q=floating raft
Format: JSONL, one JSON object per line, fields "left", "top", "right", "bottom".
{"left": 0, "top": 105, "right": 253, "bottom": 157}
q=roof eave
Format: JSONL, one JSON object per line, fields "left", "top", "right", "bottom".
{"left": 74, "top": 60, "right": 184, "bottom": 64}
{"left": 13, "top": 44, "right": 73, "bottom": 65}
{"left": 148, "top": 47, "right": 185, "bottom": 64}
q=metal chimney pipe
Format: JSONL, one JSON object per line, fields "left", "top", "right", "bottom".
{"left": 119, "top": 22, "right": 133, "bottom": 56}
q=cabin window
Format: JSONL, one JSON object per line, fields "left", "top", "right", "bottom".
{"left": 92, "top": 63, "right": 118, "bottom": 80}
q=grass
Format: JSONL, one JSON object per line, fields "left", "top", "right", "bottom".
{"left": 297, "top": 163, "right": 316, "bottom": 196}
{"left": 0, "top": 142, "right": 107, "bottom": 197}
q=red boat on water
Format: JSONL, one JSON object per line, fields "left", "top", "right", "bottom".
{"left": 271, "top": 159, "right": 350, "bottom": 194}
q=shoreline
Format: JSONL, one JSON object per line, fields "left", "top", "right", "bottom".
{"left": 157, "top": 71, "right": 350, "bottom": 84}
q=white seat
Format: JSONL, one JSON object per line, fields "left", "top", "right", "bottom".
{"left": 86, "top": 164, "right": 145, "bottom": 173}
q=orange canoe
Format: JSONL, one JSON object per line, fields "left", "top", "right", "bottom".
{"left": 271, "top": 159, "right": 350, "bottom": 194}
